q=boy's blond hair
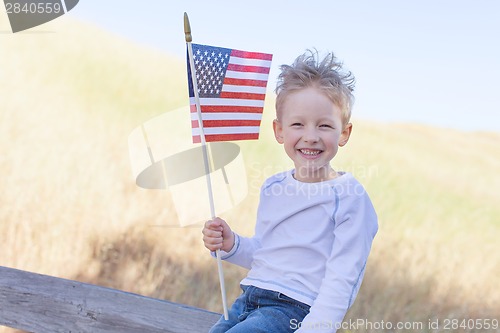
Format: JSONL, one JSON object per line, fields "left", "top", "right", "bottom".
{"left": 275, "top": 50, "right": 355, "bottom": 127}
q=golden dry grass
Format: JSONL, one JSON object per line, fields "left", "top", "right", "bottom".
{"left": 1, "top": 15, "right": 499, "bottom": 333}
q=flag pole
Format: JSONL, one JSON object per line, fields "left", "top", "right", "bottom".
{"left": 184, "top": 12, "right": 229, "bottom": 320}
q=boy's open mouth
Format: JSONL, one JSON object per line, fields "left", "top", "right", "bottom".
{"left": 298, "top": 149, "right": 323, "bottom": 156}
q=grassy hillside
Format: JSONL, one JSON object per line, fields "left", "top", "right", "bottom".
{"left": 1, "top": 14, "right": 499, "bottom": 332}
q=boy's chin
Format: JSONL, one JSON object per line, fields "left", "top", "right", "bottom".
{"left": 295, "top": 161, "right": 330, "bottom": 170}
{"left": 294, "top": 165, "right": 332, "bottom": 177}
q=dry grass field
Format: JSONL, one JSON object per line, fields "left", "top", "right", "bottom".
{"left": 1, "top": 15, "right": 499, "bottom": 332}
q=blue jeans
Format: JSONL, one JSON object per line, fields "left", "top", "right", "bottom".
{"left": 209, "top": 285, "right": 310, "bottom": 333}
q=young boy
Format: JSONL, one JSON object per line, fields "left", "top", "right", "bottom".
{"left": 202, "top": 50, "right": 378, "bottom": 333}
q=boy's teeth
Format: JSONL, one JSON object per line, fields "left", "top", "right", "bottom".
{"left": 300, "top": 149, "right": 321, "bottom": 155}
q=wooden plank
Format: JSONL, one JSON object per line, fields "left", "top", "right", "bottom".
{"left": 0, "top": 266, "right": 221, "bottom": 333}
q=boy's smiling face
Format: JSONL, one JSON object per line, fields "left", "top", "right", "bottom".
{"left": 273, "top": 87, "right": 352, "bottom": 182}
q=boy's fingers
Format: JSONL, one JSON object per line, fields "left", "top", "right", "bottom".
{"left": 203, "top": 234, "right": 223, "bottom": 251}
{"left": 202, "top": 217, "right": 227, "bottom": 251}
{"left": 202, "top": 232, "right": 222, "bottom": 242}
{"left": 206, "top": 244, "right": 221, "bottom": 251}
{"left": 204, "top": 219, "right": 223, "bottom": 231}
{"left": 206, "top": 242, "right": 223, "bottom": 250}
{"left": 202, "top": 227, "right": 223, "bottom": 243}
{"left": 202, "top": 226, "right": 222, "bottom": 237}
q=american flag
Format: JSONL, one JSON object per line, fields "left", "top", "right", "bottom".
{"left": 187, "top": 43, "right": 273, "bottom": 143}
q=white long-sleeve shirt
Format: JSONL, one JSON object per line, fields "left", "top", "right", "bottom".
{"left": 217, "top": 170, "right": 378, "bottom": 332}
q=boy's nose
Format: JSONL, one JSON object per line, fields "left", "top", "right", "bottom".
{"left": 303, "top": 128, "right": 319, "bottom": 142}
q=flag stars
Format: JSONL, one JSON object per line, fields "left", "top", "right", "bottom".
{"left": 191, "top": 45, "right": 231, "bottom": 98}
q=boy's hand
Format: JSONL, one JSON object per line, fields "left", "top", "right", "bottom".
{"left": 202, "top": 217, "right": 235, "bottom": 252}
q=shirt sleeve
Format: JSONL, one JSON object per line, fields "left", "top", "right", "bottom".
{"left": 211, "top": 233, "right": 261, "bottom": 270}
{"left": 296, "top": 192, "right": 378, "bottom": 333}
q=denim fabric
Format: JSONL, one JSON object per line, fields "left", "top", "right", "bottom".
{"left": 209, "top": 285, "right": 310, "bottom": 333}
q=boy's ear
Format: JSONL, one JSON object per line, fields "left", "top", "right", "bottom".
{"left": 273, "top": 119, "right": 284, "bottom": 144}
{"left": 339, "top": 123, "right": 352, "bottom": 147}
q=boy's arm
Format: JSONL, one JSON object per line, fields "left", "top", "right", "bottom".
{"left": 211, "top": 233, "right": 260, "bottom": 270}
{"left": 297, "top": 192, "right": 378, "bottom": 333}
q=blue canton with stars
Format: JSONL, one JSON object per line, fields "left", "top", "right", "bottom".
{"left": 187, "top": 44, "right": 232, "bottom": 98}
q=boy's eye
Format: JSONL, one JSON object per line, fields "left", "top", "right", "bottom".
{"left": 291, "top": 123, "right": 302, "bottom": 127}
{"left": 320, "top": 124, "right": 334, "bottom": 129}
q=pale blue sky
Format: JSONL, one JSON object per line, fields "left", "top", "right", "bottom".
{"left": 68, "top": 0, "right": 500, "bottom": 132}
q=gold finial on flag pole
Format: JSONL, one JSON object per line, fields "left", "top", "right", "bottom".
{"left": 184, "top": 12, "right": 192, "bottom": 43}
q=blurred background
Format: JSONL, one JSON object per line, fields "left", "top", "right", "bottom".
{"left": 1, "top": 1, "right": 499, "bottom": 332}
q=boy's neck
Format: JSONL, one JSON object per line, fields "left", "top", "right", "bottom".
{"left": 293, "top": 166, "right": 338, "bottom": 183}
